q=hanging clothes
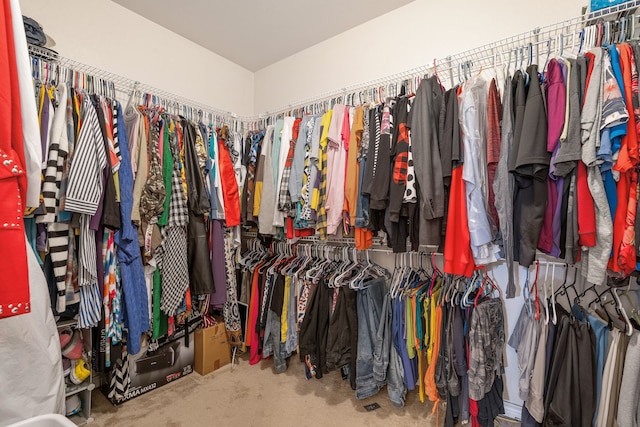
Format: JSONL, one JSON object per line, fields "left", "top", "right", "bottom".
{"left": 511, "top": 65, "right": 550, "bottom": 268}
{"left": 409, "top": 76, "right": 445, "bottom": 248}
{"left": 183, "top": 119, "right": 215, "bottom": 296}
{"left": 218, "top": 126, "right": 241, "bottom": 226}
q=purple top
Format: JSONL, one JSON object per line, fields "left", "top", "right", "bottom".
{"left": 546, "top": 59, "right": 567, "bottom": 153}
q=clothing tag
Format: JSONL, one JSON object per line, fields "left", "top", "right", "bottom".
{"left": 364, "top": 403, "right": 381, "bottom": 412}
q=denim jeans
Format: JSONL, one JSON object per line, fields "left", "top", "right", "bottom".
{"left": 355, "top": 157, "right": 370, "bottom": 228}
{"left": 262, "top": 308, "right": 288, "bottom": 373}
{"left": 375, "top": 292, "right": 407, "bottom": 407}
{"left": 356, "top": 277, "right": 387, "bottom": 399}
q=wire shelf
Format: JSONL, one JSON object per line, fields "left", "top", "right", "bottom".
{"left": 27, "top": 44, "right": 253, "bottom": 128}
{"left": 27, "top": 0, "right": 640, "bottom": 124}
{"left": 255, "top": 0, "right": 640, "bottom": 118}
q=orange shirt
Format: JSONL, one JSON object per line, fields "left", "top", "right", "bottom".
{"left": 344, "top": 106, "right": 363, "bottom": 222}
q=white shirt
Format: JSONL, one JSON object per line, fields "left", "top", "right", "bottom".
{"left": 460, "top": 75, "right": 499, "bottom": 264}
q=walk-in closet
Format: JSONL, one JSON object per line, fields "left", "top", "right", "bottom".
{"left": 3, "top": 1, "right": 640, "bottom": 426}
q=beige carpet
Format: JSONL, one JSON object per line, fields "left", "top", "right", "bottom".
{"left": 91, "top": 353, "right": 520, "bottom": 427}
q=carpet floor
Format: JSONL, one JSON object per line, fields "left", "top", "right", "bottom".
{"left": 90, "top": 353, "right": 520, "bottom": 427}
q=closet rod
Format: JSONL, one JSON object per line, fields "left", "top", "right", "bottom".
{"left": 256, "top": 0, "right": 640, "bottom": 118}
{"left": 243, "top": 232, "right": 581, "bottom": 269}
{"left": 27, "top": 44, "right": 254, "bottom": 125}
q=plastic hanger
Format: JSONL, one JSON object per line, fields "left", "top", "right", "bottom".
{"left": 523, "top": 268, "right": 533, "bottom": 316}
{"left": 463, "top": 274, "right": 479, "bottom": 308}
{"left": 434, "top": 58, "right": 443, "bottom": 89}
{"left": 531, "top": 261, "right": 541, "bottom": 320}
{"left": 474, "top": 274, "right": 488, "bottom": 307}
{"left": 541, "top": 263, "right": 550, "bottom": 325}
{"left": 522, "top": 45, "right": 531, "bottom": 85}
{"left": 610, "top": 288, "right": 634, "bottom": 336}
{"left": 389, "top": 257, "right": 403, "bottom": 299}
{"left": 620, "top": 17, "right": 627, "bottom": 43}
{"left": 577, "top": 28, "right": 584, "bottom": 55}
{"left": 550, "top": 264, "right": 558, "bottom": 324}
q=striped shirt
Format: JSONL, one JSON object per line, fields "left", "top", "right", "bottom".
{"left": 65, "top": 95, "right": 108, "bottom": 215}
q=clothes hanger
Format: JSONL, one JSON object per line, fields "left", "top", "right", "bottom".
{"left": 596, "top": 21, "right": 604, "bottom": 47}
{"left": 595, "top": 287, "right": 628, "bottom": 333}
{"left": 463, "top": 273, "right": 480, "bottom": 308}
{"left": 554, "top": 264, "right": 574, "bottom": 315}
{"left": 549, "top": 264, "right": 558, "bottom": 324}
{"left": 584, "top": 25, "right": 592, "bottom": 51}
{"left": 531, "top": 261, "right": 541, "bottom": 320}
{"left": 473, "top": 273, "right": 486, "bottom": 307}
{"left": 630, "top": 14, "right": 638, "bottom": 40}
{"left": 433, "top": 58, "right": 444, "bottom": 89}
{"left": 563, "top": 265, "right": 580, "bottom": 313}
{"left": 488, "top": 268, "right": 502, "bottom": 300}
{"left": 620, "top": 17, "right": 627, "bottom": 43}
{"left": 541, "top": 263, "right": 550, "bottom": 325}
{"left": 610, "top": 288, "right": 634, "bottom": 336}
{"left": 543, "top": 39, "right": 552, "bottom": 73}
{"left": 389, "top": 255, "right": 403, "bottom": 298}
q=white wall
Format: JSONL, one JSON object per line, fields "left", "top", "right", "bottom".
{"left": 253, "top": 0, "right": 587, "bottom": 114}
{"left": 19, "top": 0, "right": 255, "bottom": 117}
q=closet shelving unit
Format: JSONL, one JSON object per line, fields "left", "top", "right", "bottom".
{"left": 22, "top": 0, "right": 640, "bottom": 423}
{"left": 29, "top": 0, "right": 640, "bottom": 127}
{"left": 28, "top": 44, "right": 252, "bottom": 128}
{"left": 252, "top": 0, "right": 640, "bottom": 122}
{"left": 56, "top": 319, "right": 95, "bottom": 426}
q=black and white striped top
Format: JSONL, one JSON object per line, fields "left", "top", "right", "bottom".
{"left": 65, "top": 95, "right": 108, "bottom": 215}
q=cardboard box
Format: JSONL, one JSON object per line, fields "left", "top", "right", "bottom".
{"left": 194, "top": 322, "right": 230, "bottom": 375}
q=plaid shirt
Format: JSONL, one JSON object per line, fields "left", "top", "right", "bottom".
{"left": 316, "top": 111, "right": 332, "bottom": 239}
{"left": 168, "top": 121, "right": 189, "bottom": 227}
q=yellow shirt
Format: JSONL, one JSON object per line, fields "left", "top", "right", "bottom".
{"left": 281, "top": 275, "right": 291, "bottom": 342}
{"left": 311, "top": 111, "right": 333, "bottom": 211}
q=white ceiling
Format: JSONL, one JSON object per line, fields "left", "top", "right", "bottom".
{"left": 112, "top": 0, "right": 414, "bottom": 71}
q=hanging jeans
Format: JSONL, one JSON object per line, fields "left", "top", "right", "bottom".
{"left": 262, "top": 308, "right": 288, "bottom": 373}
{"left": 355, "top": 276, "right": 387, "bottom": 399}
{"left": 374, "top": 292, "right": 407, "bottom": 407}
{"left": 355, "top": 156, "right": 370, "bottom": 228}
